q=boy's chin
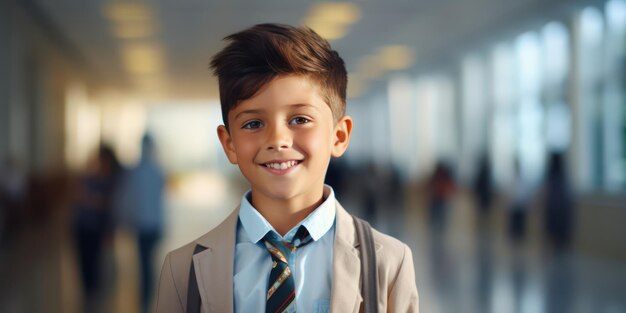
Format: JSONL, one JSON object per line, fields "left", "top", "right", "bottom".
{"left": 252, "top": 184, "right": 319, "bottom": 203}
{"left": 255, "top": 187, "right": 300, "bottom": 201}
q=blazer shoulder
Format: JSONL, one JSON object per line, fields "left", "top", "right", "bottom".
{"left": 165, "top": 208, "right": 239, "bottom": 280}
{"left": 369, "top": 227, "right": 411, "bottom": 267}
{"left": 368, "top": 225, "right": 419, "bottom": 310}
{"left": 367, "top": 225, "right": 415, "bottom": 288}
{"left": 157, "top": 207, "right": 240, "bottom": 313}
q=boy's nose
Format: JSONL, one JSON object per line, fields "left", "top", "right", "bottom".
{"left": 264, "top": 124, "right": 292, "bottom": 151}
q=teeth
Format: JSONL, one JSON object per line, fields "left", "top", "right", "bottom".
{"left": 265, "top": 160, "right": 298, "bottom": 170}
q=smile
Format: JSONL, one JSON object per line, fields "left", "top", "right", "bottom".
{"left": 264, "top": 160, "right": 299, "bottom": 170}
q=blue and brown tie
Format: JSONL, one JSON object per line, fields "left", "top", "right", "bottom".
{"left": 263, "top": 226, "right": 313, "bottom": 313}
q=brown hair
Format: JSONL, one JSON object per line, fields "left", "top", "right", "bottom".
{"left": 209, "top": 23, "right": 347, "bottom": 130}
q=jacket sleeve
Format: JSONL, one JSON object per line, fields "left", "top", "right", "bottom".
{"left": 387, "top": 244, "right": 419, "bottom": 313}
{"left": 156, "top": 253, "right": 185, "bottom": 313}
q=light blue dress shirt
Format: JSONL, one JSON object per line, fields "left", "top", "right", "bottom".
{"left": 234, "top": 186, "right": 336, "bottom": 313}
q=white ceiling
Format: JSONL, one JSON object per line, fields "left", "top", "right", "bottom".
{"left": 33, "top": 0, "right": 577, "bottom": 100}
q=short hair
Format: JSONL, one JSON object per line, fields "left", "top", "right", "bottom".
{"left": 209, "top": 23, "right": 347, "bottom": 130}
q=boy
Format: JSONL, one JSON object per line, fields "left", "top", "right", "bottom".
{"left": 156, "top": 23, "right": 419, "bottom": 313}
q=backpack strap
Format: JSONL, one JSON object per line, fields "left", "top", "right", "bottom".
{"left": 187, "top": 245, "right": 207, "bottom": 313}
{"left": 353, "top": 216, "right": 379, "bottom": 313}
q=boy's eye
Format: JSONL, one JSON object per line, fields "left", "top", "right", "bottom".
{"left": 242, "top": 120, "right": 262, "bottom": 129}
{"left": 290, "top": 117, "right": 311, "bottom": 125}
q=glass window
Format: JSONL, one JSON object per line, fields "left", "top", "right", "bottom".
{"left": 388, "top": 75, "right": 418, "bottom": 179}
{"left": 575, "top": 7, "right": 604, "bottom": 190}
{"left": 432, "top": 74, "right": 457, "bottom": 165}
{"left": 490, "top": 42, "right": 517, "bottom": 189}
{"left": 459, "top": 54, "right": 488, "bottom": 182}
{"left": 515, "top": 31, "right": 546, "bottom": 186}
{"left": 542, "top": 22, "right": 572, "bottom": 154}
{"left": 370, "top": 92, "right": 391, "bottom": 165}
{"left": 603, "top": 0, "right": 626, "bottom": 190}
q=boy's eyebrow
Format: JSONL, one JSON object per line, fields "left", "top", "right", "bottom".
{"left": 234, "top": 109, "right": 265, "bottom": 120}
{"left": 233, "top": 103, "right": 318, "bottom": 120}
{"left": 288, "top": 103, "right": 316, "bottom": 110}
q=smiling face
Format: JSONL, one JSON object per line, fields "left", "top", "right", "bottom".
{"left": 217, "top": 75, "right": 352, "bottom": 208}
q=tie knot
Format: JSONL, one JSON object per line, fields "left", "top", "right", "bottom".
{"left": 263, "top": 226, "right": 312, "bottom": 264}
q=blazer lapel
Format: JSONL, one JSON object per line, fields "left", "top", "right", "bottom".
{"left": 330, "top": 202, "right": 362, "bottom": 313}
{"left": 188, "top": 202, "right": 367, "bottom": 312}
{"left": 192, "top": 207, "right": 240, "bottom": 313}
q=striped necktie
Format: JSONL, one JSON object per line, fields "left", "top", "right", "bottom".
{"left": 263, "top": 226, "right": 313, "bottom": 313}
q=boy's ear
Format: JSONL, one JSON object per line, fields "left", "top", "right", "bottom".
{"left": 331, "top": 115, "right": 353, "bottom": 158}
{"left": 217, "top": 125, "right": 238, "bottom": 164}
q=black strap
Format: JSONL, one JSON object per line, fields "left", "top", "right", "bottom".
{"left": 187, "top": 245, "right": 207, "bottom": 313}
{"left": 353, "top": 216, "right": 379, "bottom": 313}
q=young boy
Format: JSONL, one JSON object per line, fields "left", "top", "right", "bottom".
{"left": 156, "top": 23, "right": 419, "bottom": 313}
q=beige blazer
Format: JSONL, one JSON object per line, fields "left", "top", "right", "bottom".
{"left": 155, "top": 202, "right": 419, "bottom": 313}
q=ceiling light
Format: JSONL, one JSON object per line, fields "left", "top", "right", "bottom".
{"left": 122, "top": 43, "right": 163, "bottom": 75}
{"left": 112, "top": 21, "right": 155, "bottom": 39}
{"left": 303, "top": 2, "right": 361, "bottom": 40}
{"left": 377, "top": 45, "right": 415, "bottom": 70}
{"left": 104, "top": 3, "right": 154, "bottom": 22}
{"left": 308, "top": 3, "right": 361, "bottom": 25}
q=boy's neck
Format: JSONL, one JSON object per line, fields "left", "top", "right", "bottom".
{"left": 250, "top": 186, "right": 326, "bottom": 237}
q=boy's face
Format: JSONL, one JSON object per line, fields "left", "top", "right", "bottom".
{"left": 217, "top": 75, "right": 352, "bottom": 204}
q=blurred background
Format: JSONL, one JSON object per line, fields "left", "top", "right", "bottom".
{"left": 1, "top": 0, "right": 625, "bottom": 312}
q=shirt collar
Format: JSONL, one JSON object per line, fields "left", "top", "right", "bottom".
{"left": 238, "top": 185, "right": 336, "bottom": 243}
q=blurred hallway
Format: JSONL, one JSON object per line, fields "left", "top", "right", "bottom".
{"left": 2, "top": 0, "right": 626, "bottom": 312}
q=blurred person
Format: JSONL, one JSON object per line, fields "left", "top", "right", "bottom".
{"left": 324, "top": 157, "right": 348, "bottom": 199}
{"left": 425, "top": 161, "right": 457, "bottom": 299}
{"left": 355, "top": 161, "right": 401, "bottom": 231}
{"left": 115, "top": 134, "right": 165, "bottom": 313}
{"left": 426, "top": 161, "right": 456, "bottom": 234}
{"left": 367, "top": 161, "right": 405, "bottom": 236}
{"left": 507, "top": 166, "right": 532, "bottom": 313}
{"left": 362, "top": 160, "right": 380, "bottom": 222}
{"left": 470, "top": 154, "right": 496, "bottom": 312}
{"left": 470, "top": 154, "right": 496, "bottom": 311}
{"left": 156, "top": 24, "right": 418, "bottom": 313}
{"left": 543, "top": 152, "right": 574, "bottom": 252}
{"left": 508, "top": 159, "right": 532, "bottom": 243}
{"left": 472, "top": 153, "right": 493, "bottom": 221}
{"left": 379, "top": 162, "right": 405, "bottom": 237}
{"left": 0, "top": 157, "right": 27, "bottom": 243}
{"left": 72, "top": 145, "right": 122, "bottom": 312}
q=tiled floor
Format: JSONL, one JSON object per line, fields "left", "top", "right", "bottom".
{"left": 397, "top": 190, "right": 626, "bottom": 313}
